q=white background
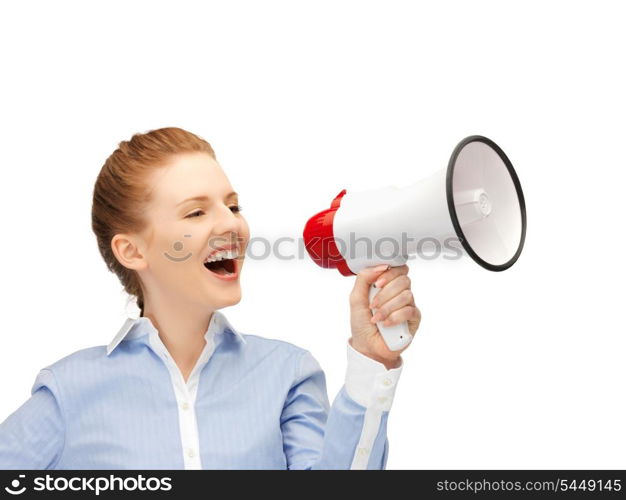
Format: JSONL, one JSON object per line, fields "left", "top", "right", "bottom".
{"left": 1, "top": 1, "right": 624, "bottom": 469}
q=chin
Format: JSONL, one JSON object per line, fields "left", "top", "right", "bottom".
{"left": 223, "top": 293, "right": 242, "bottom": 307}
{"left": 211, "top": 288, "right": 242, "bottom": 309}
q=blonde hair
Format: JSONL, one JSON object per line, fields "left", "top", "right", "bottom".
{"left": 91, "top": 127, "right": 216, "bottom": 316}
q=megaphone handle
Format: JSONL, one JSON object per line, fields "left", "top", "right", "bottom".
{"left": 369, "top": 284, "right": 413, "bottom": 351}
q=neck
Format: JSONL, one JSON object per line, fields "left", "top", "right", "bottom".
{"left": 142, "top": 296, "right": 214, "bottom": 383}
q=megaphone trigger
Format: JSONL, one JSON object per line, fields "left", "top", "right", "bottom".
{"left": 369, "top": 282, "right": 414, "bottom": 351}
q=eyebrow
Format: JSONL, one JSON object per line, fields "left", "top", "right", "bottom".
{"left": 176, "top": 191, "right": 238, "bottom": 207}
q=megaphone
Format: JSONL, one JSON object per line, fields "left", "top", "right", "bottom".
{"left": 303, "top": 135, "right": 527, "bottom": 352}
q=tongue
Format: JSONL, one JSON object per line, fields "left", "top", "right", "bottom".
{"left": 204, "top": 259, "right": 234, "bottom": 275}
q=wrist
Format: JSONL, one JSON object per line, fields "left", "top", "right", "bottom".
{"left": 350, "top": 339, "right": 402, "bottom": 370}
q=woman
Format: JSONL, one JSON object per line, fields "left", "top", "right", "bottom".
{"left": 0, "top": 127, "right": 421, "bottom": 469}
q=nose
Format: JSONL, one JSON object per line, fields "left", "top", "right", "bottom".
{"left": 211, "top": 204, "right": 243, "bottom": 244}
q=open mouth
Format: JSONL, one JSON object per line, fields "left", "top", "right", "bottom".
{"left": 202, "top": 246, "right": 241, "bottom": 281}
{"left": 203, "top": 258, "right": 237, "bottom": 276}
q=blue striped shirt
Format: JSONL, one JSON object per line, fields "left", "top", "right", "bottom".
{"left": 0, "top": 311, "right": 403, "bottom": 469}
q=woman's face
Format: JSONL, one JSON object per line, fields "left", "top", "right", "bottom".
{"left": 133, "top": 152, "right": 250, "bottom": 312}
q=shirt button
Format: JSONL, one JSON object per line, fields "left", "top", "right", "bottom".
{"left": 187, "top": 448, "right": 196, "bottom": 458}
{"left": 181, "top": 402, "right": 190, "bottom": 410}
{"left": 377, "top": 396, "right": 388, "bottom": 404}
{"left": 358, "top": 447, "right": 369, "bottom": 456}
{"left": 382, "top": 378, "right": 393, "bottom": 386}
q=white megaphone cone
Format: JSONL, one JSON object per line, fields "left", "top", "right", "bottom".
{"left": 303, "top": 135, "right": 527, "bottom": 352}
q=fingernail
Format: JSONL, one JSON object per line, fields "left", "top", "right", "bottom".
{"left": 374, "top": 264, "right": 389, "bottom": 272}
{"left": 374, "top": 278, "right": 386, "bottom": 288}
{"left": 369, "top": 299, "right": 377, "bottom": 309}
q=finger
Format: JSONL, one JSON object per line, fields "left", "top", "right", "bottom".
{"left": 369, "top": 273, "right": 411, "bottom": 309}
{"left": 372, "top": 264, "right": 409, "bottom": 289}
{"left": 370, "top": 289, "right": 415, "bottom": 323}
{"left": 381, "top": 305, "right": 421, "bottom": 327}
{"left": 350, "top": 264, "right": 390, "bottom": 307}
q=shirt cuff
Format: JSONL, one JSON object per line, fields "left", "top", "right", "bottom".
{"left": 344, "top": 339, "right": 403, "bottom": 411}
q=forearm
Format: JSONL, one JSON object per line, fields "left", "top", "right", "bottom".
{"left": 303, "top": 386, "right": 392, "bottom": 469}
{"left": 289, "top": 342, "right": 403, "bottom": 470}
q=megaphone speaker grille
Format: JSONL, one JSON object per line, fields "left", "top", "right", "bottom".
{"left": 446, "top": 135, "right": 527, "bottom": 271}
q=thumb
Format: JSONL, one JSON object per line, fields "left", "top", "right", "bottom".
{"left": 350, "top": 264, "right": 390, "bottom": 308}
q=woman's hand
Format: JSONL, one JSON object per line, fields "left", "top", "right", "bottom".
{"left": 349, "top": 264, "right": 421, "bottom": 369}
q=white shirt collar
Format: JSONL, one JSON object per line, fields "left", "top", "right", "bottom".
{"left": 106, "top": 310, "right": 247, "bottom": 356}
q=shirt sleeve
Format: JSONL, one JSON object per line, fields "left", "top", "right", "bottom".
{"left": 281, "top": 341, "right": 403, "bottom": 470}
{"left": 0, "top": 369, "right": 66, "bottom": 469}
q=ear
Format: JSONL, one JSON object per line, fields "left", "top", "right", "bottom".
{"left": 111, "top": 233, "right": 149, "bottom": 271}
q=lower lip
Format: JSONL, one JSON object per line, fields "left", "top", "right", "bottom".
{"left": 203, "top": 258, "right": 240, "bottom": 282}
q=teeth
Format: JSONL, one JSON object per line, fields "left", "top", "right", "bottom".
{"left": 204, "top": 248, "right": 238, "bottom": 264}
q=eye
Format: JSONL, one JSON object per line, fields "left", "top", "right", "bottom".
{"left": 230, "top": 204, "right": 243, "bottom": 213}
{"left": 185, "top": 210, "right": 204, "bottom": 219}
